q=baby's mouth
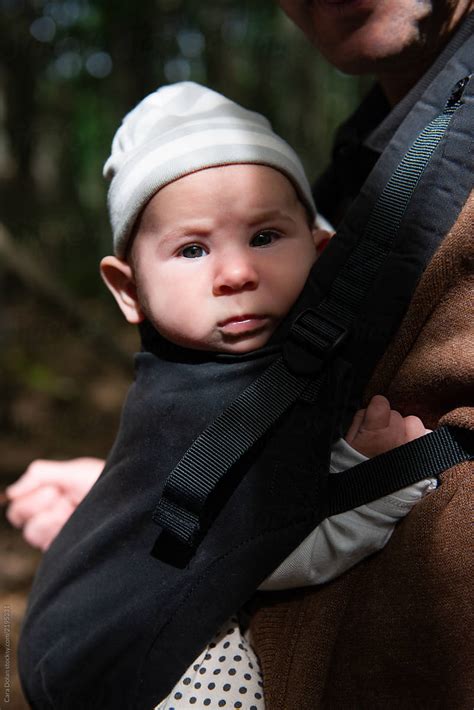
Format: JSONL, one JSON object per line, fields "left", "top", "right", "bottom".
{"left": 218, "top": 314, "right": 269, "bottom": 335}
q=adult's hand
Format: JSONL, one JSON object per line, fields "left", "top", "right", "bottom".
{"left": 6, "top": 457, "right": 104, "bottom": 550}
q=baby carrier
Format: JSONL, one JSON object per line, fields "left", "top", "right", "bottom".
{"left": 19, "top": 40, "right": 473, "bottom": 710}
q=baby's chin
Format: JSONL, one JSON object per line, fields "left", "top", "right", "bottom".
{"left": 179, "top": 330, "right": 273, "bottom": 355}
{"left": 217, "top": 338, "right": 270, "bottom": 355}
{"left": 150, "top": 320, "right": 276, "bottom": 355}
{"left": 214, "top": 328, "right": 275, "bottom": 355}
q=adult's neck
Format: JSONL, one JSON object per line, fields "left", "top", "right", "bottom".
{"left": 377, "top": 62, "right": 434, "bottom": 107}
{"left": 377, "top": 6, "right": 473, "bottom": 106}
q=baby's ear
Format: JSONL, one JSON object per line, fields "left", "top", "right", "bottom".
{"left": 100, "top": 256, "right": 145, "bottom": 324}
{"left": 312, "top": 227, "right": 334, "bottom": 254}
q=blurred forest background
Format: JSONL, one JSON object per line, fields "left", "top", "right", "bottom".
{"left": 1, "top": 0, "right": 372, "bottom": 706}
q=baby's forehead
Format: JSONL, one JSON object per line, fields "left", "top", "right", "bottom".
{"left": 133, "top": 164, "right": 310, "bottom": 243}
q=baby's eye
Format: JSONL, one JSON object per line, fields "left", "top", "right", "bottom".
{"left": 251, "top": 230, "right": 280, "bottom": 247}
{"left": 180, "top": 244, "right": 208, "bottom": 258}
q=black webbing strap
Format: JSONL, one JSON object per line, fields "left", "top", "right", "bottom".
{"left": 152, "top": 79, "right": 469, "bottom": 548}
{"left": 151, "top": 357, "right": 315, "bottom": 544}
{"left": 306, "top": 84, "right": 466, "bottom": 334}
{"left": 327, "top": 426, "right": 473, "bottom": 517}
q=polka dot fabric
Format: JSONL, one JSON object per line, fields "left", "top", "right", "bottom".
{"left": 154, "top": 616, "right": 264, "bottom": 709}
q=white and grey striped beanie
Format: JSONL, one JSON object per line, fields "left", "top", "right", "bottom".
{"left": 103, "top": 82, "right": 316, "bottom": 258}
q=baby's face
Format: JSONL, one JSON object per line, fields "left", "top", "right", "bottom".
{"left": 130, "top": 164, "right": 320, "bottom": 353}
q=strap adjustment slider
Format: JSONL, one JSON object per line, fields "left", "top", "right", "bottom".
{"left": 284, "top": 309, "right": 348, "bottom": 376}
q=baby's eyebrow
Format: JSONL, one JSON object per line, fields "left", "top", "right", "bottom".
{"left": 156, "top": 224, "right": 213, "bottom": 245}
{"left": 247, "top": 210, "right": 296, "bottom": 226}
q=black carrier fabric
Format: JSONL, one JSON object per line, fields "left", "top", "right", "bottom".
{"left": 19, "top": 20, "right": 474, "bottom": 710}
{"left": 19, "top": 331, "right": 339, "bottom": 710}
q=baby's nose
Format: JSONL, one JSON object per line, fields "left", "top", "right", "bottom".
{"left": 213, "top": 257, "right": 259, "bottom": 295}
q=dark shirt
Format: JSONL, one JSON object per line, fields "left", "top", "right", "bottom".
{"left": 313, "top": 11, "right": 474, "bottom": 227}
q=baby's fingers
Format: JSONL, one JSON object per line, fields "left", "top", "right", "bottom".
{"left": 362, "top": 395, "right": 392, "bottom": 430}
{"left": 345, "top": 409, "right": 365, "bottom": 444}
{"left": 388, "top": 410, "right": 407, "bottom": 447}
{"left": 404, "top": 415, "right": 428, "bottom": 442}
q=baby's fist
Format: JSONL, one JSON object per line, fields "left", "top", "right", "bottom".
{"left": 345, "top": 395, "right": 428, "bottom": 458}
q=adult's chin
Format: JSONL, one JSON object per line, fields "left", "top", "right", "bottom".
{"left": 280, "top": 0, "right": 436, "bottom": 76}
{"left": 318, "top": 36, "right": 423, "bottom": 77}
{"left": 315, "top": 12, "right": 435, "bottom": 80}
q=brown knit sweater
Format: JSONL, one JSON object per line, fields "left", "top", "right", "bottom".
{"left": 250, "top": 192, "right": 474, "bottom": 709}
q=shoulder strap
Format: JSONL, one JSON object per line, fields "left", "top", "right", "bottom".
{"left": 153, "top": 73, "right": 473, "bottom": 551}
{"left": 327, "top": 426, "right": 473, "bottom": 517}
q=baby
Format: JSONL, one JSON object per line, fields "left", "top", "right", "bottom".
{"left": 18, "top": 83, "right": 435, "bottom": 710}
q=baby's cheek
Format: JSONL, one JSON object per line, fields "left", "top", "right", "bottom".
{"left": 278, "top": 269, "right": 311, "bottom": 308}
{"left": 160, "top": 299, "right": 216, "bottom": 349}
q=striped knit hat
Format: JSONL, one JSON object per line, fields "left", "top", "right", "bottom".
{"left": 103, "top": 82, "right": 316, "bottom": 257}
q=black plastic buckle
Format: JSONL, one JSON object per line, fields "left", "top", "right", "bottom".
{"left": 283, "top": 308, "right": 348, "bottom": 376}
